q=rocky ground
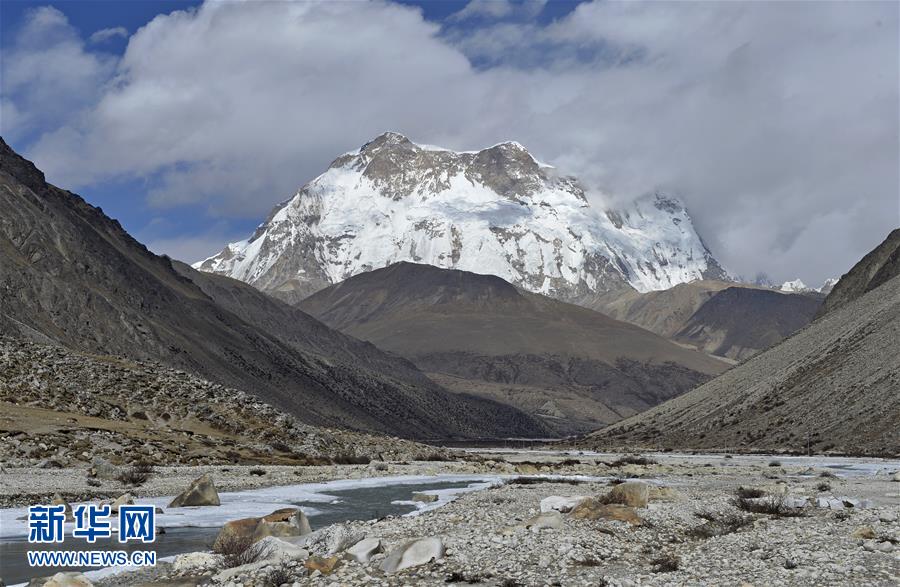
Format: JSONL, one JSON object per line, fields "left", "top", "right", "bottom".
{"left": 11, "top": 452, "right": 899, "bottom": 586}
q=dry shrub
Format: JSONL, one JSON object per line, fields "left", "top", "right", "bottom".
{"left": 735, "top": 486, "right": 765, "bottom": 499}
{"left": 117, "top": 462, "right": 153, "bottom": 486}
{"left": 734, "top": 495, "right": 805, "bottom": 517}
{"left": 651, "top": 554, "right": 680, "bottom": 573}
{"left": 608, "top": 455, "right": 657, "bottom": 467}
{"left": 687, "top": 511, "right": 753, "bottom": 539}
{"left": 213, "top": 533, "right": 272, "bottom": 568}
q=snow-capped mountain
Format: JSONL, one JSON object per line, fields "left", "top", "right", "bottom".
{"left": 818, "top": 277, "right": 838, "bottom": 295}
{"left": 780, "top": 279, "right": 812, "bottom": 293}
{"left": 779, "top": 278, "right": 837, "bottom": 294}
{"left": 195, "top": 132, "right": 728, "bottom": 303}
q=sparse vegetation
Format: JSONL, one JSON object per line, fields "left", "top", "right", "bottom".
{"left": 816, "top": 482, "right": 831, "bottom": 492}
{"left": 687, "top": 511, "right": 753, "bottom": 539}
{"left": 735, "top": 486, "right": 765, "bottom": 499}
{"left": 249, "top": 467, "right": 267, "bottom": 476}
{"left": 734, "top": 495, "right": 805, "bottom": 517}
{"left": 117, "top": 462, "right": 154, "bottom": 486}
{"left": 608, "top": 454, "right": 657, "bottom": 467}
{"left": 264, "top": 564, "right": 295, "bottom": 586}
{"left": 574, "top": 557, "right": 603, "bottom": 567}
{"left": 505, "top": 476, "right": 584, "bottom": 486}
{"left": 650, "top": 554, "right": 680, "bottom": 573}
{"left": 331, "top": 454, "right": 371, "bottom": 465}
{"left": 445, "top": 571, "right": 491, "bottom": 583}
{"left": 559, "top": 458, "right": 581, "bottom": 466}
{"left": 415, "top": 452, "right": 453, "bottom": 462}
{"left": 213, "top": 534, "right": 272, "bottom": 568}
{"left": 268, "top": 441, "right": 291, "bottom": 453}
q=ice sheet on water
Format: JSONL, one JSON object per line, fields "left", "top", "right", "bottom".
{"left": 0, "top": 474, "right": 502, "bottom": 539}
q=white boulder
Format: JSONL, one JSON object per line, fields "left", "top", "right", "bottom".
{"left": 346, "top": 537, "right": 383, "bottom": 563}
{"left": 380, "top": 537, "right": 445, "bottom": 573}
{"left": 255, "top": 535, "right": 310, "bottom": 561}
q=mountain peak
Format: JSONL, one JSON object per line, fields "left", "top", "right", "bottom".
{"left": 780, "top": 278, "right": 810, "bottom": 293}
{"left": 197, "top": 136, "right": 727, "bottom": 302}
{"left": 361, "top": 131, "right": 414, "bottom": 152}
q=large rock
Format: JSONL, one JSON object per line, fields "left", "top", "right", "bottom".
{"left": 346, "top": 538, "right": 383, "bottom": 563}
{"left": 168, "top": 474, "right": 220, "bottom": 508}
{"left": 258, "top": 508, "right": 312, "bottom": 538}
{"left": 540, "top": 495, "right": 591, "bottom": 513}
{"left": 38, "top": 573, "right": 93, "bottom": 587}
{"left": 380, "top": 537, "right": 445, "bottom": 574}
{"left": 214, "top": 507, "right": 311, "bottom": 549}
{"left": 411, "top": 492, "right": 439, "bottom": 503}
{"left": 604, "top": 481, "right": 649, "bottom": 508}
{"left": 255, "top": 536, "right": 310, "bottom": 561}
{"left": 322, "top": 525, "right": 364, "bottom": 555}
{"left": 89, "top": 457, "right": 118, "bottom": 481}
{"left": 570, "top": 499, "right": 644, "bottom": 525}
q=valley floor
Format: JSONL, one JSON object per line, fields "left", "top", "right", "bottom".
{"left": 3, "top": 452, "right": 899, "bottom": 586}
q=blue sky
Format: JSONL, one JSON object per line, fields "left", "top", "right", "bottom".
{"left": 1, "top": 0, "right": 897, "bottom": 284}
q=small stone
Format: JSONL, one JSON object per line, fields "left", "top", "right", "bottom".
{"left": 411, "top": 492, "right": 439, "bottom": 503}
{"left": 304, "top": 555, "right": 340, "bottom": 575}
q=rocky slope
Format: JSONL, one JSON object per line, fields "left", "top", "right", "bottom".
{"left": 672, "top": 287, "right": 822, "bottom": 361}
{"left": 585, "top": 255, "right": 900, "bottom": 455}
{"left": 817, "top": 228, "right": 900, "bottom": 318}
{"left": 0, "top": 138, "right": 545, "bottom": 440}
{"left": 300, "top": 262, "right": 728, "bottom": 435}
{"left": 0, "top": 338, "right": 428, "bottom": 468}
{"left": 195, "top": 132, "right": 726, "bottom": 304}
{"left": 584, "top": 280, "right": 821, "bottom": 361}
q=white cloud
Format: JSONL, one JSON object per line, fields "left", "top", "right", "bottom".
{"left": 5, "top": 0, "right": 898, "bottom": 283}
{"left": 448, "top": 0, "right": 546, "bottom": 23}
{"left": 0, "top": 6, "right": 116, "bottom": 141}
{"left": 89, "top": 26, "right": 129, "bottom": 44}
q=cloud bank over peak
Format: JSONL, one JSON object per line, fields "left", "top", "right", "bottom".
{"left": 1, "top": 0, "right": 897, "bottom": 284}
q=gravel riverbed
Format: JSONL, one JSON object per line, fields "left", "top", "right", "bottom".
{"left": 6, "top": 452, "right": 900, "bottom": 586}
